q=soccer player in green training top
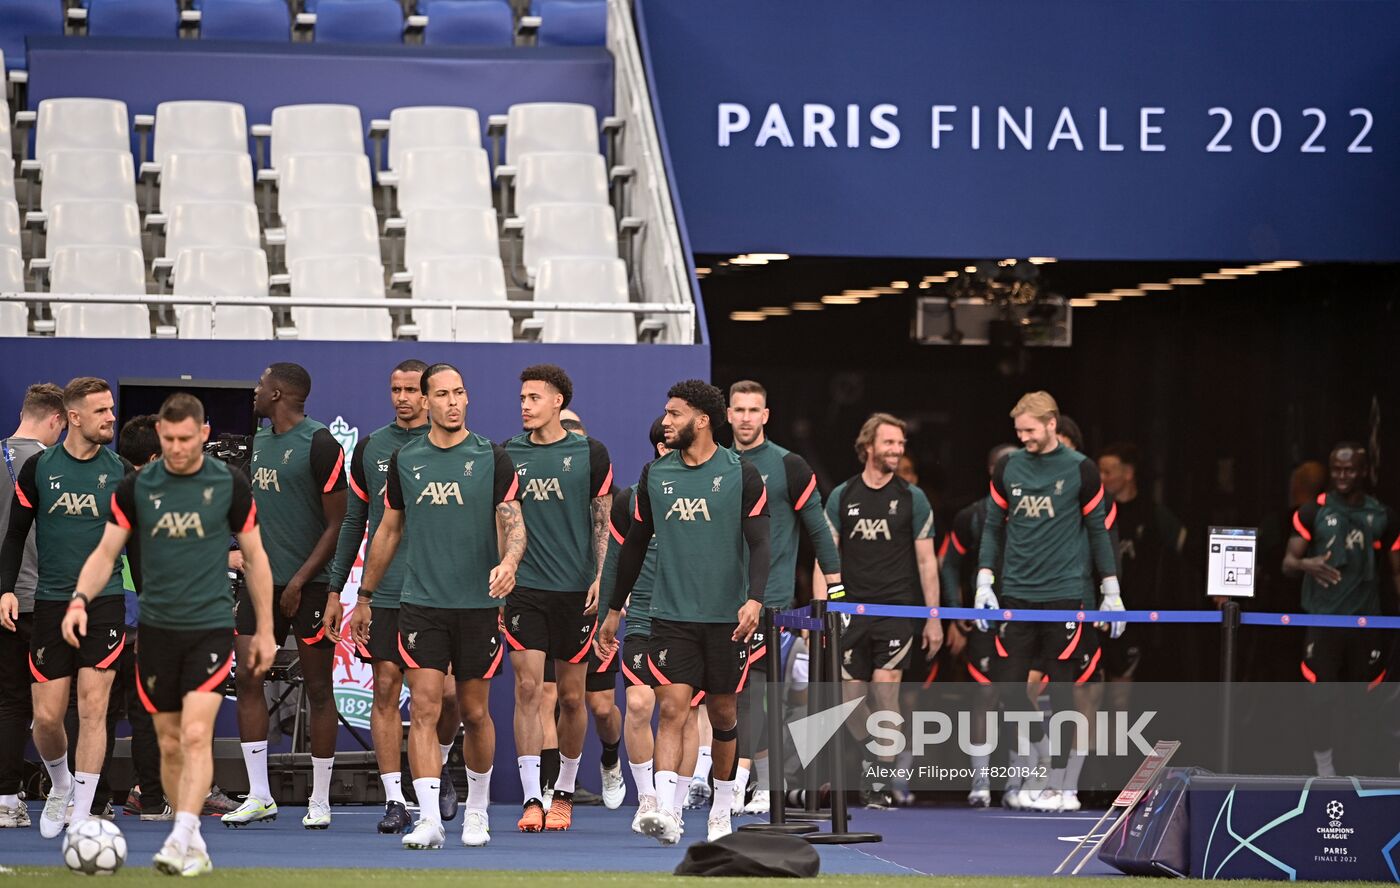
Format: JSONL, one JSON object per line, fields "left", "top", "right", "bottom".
{"left": 821, "top": 412, "right": 942, "bottom": 809}
{"left": 726, "top": 380, "right": 843, "bottom": 815}
{"left": 1283, "top": 441, "right": 1399, "bottom": 777}
{"left": 358, "top": 363, "right": 524, "bottom": 851}
{"left": 599, "top": 416, "right": 668, "bottom": 833}
{"left": 0, "top": 377, "right": 133, "bottom": 839}
{"left": 67, "top": 392, "right": 277, "bottom": 876}
{"left": 975, "top": 391, "right": 1123, "bottom": 814}
{"left": 226, "top": 363, "right": 347, "bottom": 830}
{"left": 503, "top": 364, "right": 613, "bottom": 833}
{"left": 597, "top": 379, "right": 771, "bottom": 846}
{"left": 327, "top": 359, "right": 463, "bottom": 834}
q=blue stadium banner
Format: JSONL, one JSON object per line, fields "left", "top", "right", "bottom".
{"left": 636, "top": 0, "right": 1400, "bottom": 262}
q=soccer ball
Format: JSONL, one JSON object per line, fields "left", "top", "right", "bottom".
{"left": 1325, "top": 800, "right": 1344, "bottom": 821}
{"left": 62, "top": 819, "right": 127, "bottom": 875}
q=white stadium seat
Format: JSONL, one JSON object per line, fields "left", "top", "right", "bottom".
{"left": 34, "top": 99, "right": 131, "bottom": 168}
{"left": 269, "top": 104, "right": 365, "bottom": 171}
{"left": 388, "top": 106, "right": 481, "bottom": 172}
{"left": 40, "top": 150, "right": 136, "bottom": 211}
{"left": 277, "top": 153, "right": 373, "bottom": 218}
{"left": 0, "top": 248, "right": 26, "bottom": 337}
{"left": 172, "top": 247, "right": 274, "bottom": 340}
{"left": 163, "top": 202, "right": 262, "bottom": 258}
{"left": 505, "top": 102, "right": 598, "bottom": 166}
{"left": 290, "top": 254, "right": 385, "bottom": 301}
{"left": 403, "top": 206, "right": 498, "bottom": 268}
{"left": 410, "top": 255, "right": 510, "bottom": 343}
{"left": 159, "top": 152, "right": 256, "bottom": 212}
{"left": 48, "top": 246, "right": 150, "bottom": 338}
{"left": 151, "top": 101, "right": 249, "bottom": 170}
{"left": 0, "top": 98, "right": 10, "bottom": 161}
{"left": 533, "top": 256, "right": 633, "bottom": 344}
{"left": 0, "top": 156, "right": 13, "bottom": 202}
{"left": 513, "top": 151, "right": 609, "bottom": 217}
{"left": 0, "top": 201, "right": 20, "bottom": 254}
{"left": 44, "top": 201, "right": 142, "bottom": 256}
{"left": 283, "top": 206, "right": 381, "bottom": 267}
{"left": 521, "top": 202, "right": 617, "bottom": 281}
{"left": 291, "top": 306, "right": 392, "bottom": 341}
{"left": 394, "top": 147, "right": 491, "bottom": 214}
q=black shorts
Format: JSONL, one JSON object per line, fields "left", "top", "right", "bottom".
{"left": 901, "top": 633, "right": 940, "bottom": 687}
{"left": 502, "top": 586, "right": 595, "bottom": 662}
{"left": 620, "top": 634, "right": 652, "bottom": 687}
{"left": 235, "top": 581, "right": 333, "bottom": 649}
{"left": 585, "top": 631, "right": 618, "bottom": 693}
{"left": 1302, "top": 627, "right": 1386, "bottom": 684}
{"left": 355, "top": 606, "right": 402, "bottom": 668}
{"left": 134, "top": 624, "right": 234, "bottom": 713}
{"left": 29, "top": 596, "right": 127, "bottom": 683}
{"left": 1100, "top": 630, "right": 1142, "bottom": 680}
{"left": 964, "top": 626, "right": 997, "bottom": 684}
{"left": 398, "top": 603, "right": 503, "bottom": 679}
{"left": 839, "top": 614, "right": 915, "bottom": 682}
{"left": 993, "top": 598, "right": 1101, "bottom": 684}
{"left": 648, "top": 618, "right": 749, "bottom": 694}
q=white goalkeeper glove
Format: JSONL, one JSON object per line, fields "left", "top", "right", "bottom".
{"left": 1097, "top": 576, "right": 1125, "bottom": 639}
{"left": 973, "top": 569, "right": 998, "bottom": 632}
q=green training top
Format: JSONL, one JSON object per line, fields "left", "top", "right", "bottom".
{"left": 599, "top": 484, "right": 657, "bottom": 638}
{"left": 250, "top": 417, "right": 346, "bottom": 587}
{"left": 327, "top": 421, "right": 429, "bottom": 606}
{"left": 112, "top": 457, "right": 256, "bottom": 630}
{"left": 505, "top": 431, "right": 612, "bottom": 592}
{"left": 385, "top": 432, "right": 518, "bottom": 611}
{"left": 1291, "top": 492, "right": 1399, "bottom": 616}
{"left": 736, "top": 439, "right": 841, "bottom": 608}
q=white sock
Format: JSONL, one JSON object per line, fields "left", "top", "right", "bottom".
{"left": 465, "top": 767, "right": 491, "bottom": 814}
{"left": 1048, "top": 767, "right": 1067, "bottom": 792}
{"left": 629, "top": 759, "right": 654, "bottom": 798}
{"left": 693, "top": 747, "right": 713, "bottom": 784}
{"left": 187, "top": 818, "right": 207, "bottom": 853}
{"left": 555, "top": 754, "right": 581, "bottom": 794}
{"left": 971, "top": 752, "right": 991, "bottom": 778}
{"left": 43, "top": 756, "right": 71, "bottom": 796}
{"left": 311, "top": 756, "right": 334, "bottom": 806}
{"left": 413, "top": 777, "right": 441, "bottom": 826}
{"left": 0, "top": 793, "right": 18, "bottom": 808}
{"left": 711, "top": 778, "right": 736, "bottom": 818}
{"left": 170, "top": 812, "right": 199, "bottom": 854}
{"left": 517, "top": 755, "right": 542, "bottom": 804}
{"left": 673, "top": 774, "right": 692, "bottom": 812}
{"left": 70, "top": 772, "right": 100, "bottom": 824}
{"left": 1314, "top": 749, "right": 1336, "bottom": 778}
{"left": 240, "top": 741, "right": 271, "bottom": 803}
{"left": 439, "top": 743, "right": 453, "bottom": 767}
{"left": 1005, "top": 752, "right": 1027, "bottom": 791}
{"left": 754, "top": 756, "right": 770, "bottom": 791}
{"left": 654, "top": 771, "right": 678, "bottom": 817}
{"left": 733, "top": 765, "right": 750, "bottom": 798}
{"left": 1064, "top": 751, "right": 1087, "bottom": 793}
{"left": 1031, "top": 736, "right": 1050, "bottom": 769}
{"left": 381, "top": 772, "right": 406, "bottom": 805}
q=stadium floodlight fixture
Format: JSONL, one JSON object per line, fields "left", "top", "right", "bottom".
{"left": 1111, "top": 288, "right": 1147, "bottom": 297}
{"left": 746, "top": 253, "right": 789, "bottom": 261}
{"left": 1168, "top": 278, "right": 1204, "bottom": 286}
{"left": 729, "top": 311, "right": 767, "bottom": 321}
{"left": 1028, "top": 257, "right": 1057, "bottom": 264}
{"left": 820, "top": 295, "right": 862, "bottom": 305}
{"left": 1200, "top": 272, "right": 1237, "bottom": 280}
{"left": 790, "top": 302, "right": 824, "bottom": 311}
{"left": 1138, "top": 283, "right": 1173, "bottom": 291}
{"left": 1219, "top": 267, "right": 1258, "bottom": 275}
{"left": 759, "top": 306, "right": 792, "bottom": 316}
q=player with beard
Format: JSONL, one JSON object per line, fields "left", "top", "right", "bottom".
{"left": 597, "top": 380, "right": 771, "bottom": 845}
{"left": 820, "top": 413, "right": 941, "bottom": 808}
{"left": 1284, "top": 442, "right": 1399, "bottom": 776}
{"left": 357, "top": 363, "right": 524, "bottom": 850}
{"left": 1, "top": 378, "right": 133, "bottom": 838}
{"left": 327, "top": 360, "right": 463, "bottom": 833}
{"left": 727, "top": 380, "right": 842, "bottom": 815}
{"left": 976, "top": 392, "right": 1121, "bottom": 814}
{"left": 225, "top": 363, "right": 347, "bottom": 830}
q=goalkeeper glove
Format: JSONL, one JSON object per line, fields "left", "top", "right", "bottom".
{"left": 1097, "top": 576, "right": 1126, "bottom": 639}
{"left": 973, "top": 569, "right": 998, "bottom": 632}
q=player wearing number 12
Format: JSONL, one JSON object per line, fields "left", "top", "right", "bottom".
{"left": 358, "top": 363, "right": 525, "bottom": 851}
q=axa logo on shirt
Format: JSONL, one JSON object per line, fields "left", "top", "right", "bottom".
{"left": 523, "top": 477, "right": 564, "bottom": 501}
{"left": 665, "top": 497, "right": 711, "bottom": 521}
{"left": 417, "top": 481, "right": 464, "bottom": 506}
{"left": 48, "top": 492, "right": 98, "bottom": 516}
{"left": 1345, "top": 529, "right": 1365, "bottom": 550}
{"left": 1013, "top": 496, "right": 1056, "bottom": 519}
{"left": 151, "top": 511, "right": 205, "bottom": 538}
{"left": 252, "top": 467, "right": 280, "bottom": 492}
{"left": 851, "top": 518, "right": 892, "bottom": 540}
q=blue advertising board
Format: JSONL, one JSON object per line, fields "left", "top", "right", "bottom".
{"left": 637, "top": 0, "right": 1400, "bottom": 261}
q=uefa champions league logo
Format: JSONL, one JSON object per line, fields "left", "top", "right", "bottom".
{"left": 1326, "top": 800, "right": 1344, "bottom": 824}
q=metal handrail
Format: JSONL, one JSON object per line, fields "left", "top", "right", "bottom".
{"left": 0, "top": 291, "right": 694, "bottom": 315}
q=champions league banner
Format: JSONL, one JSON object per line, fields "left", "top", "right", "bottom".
{"left": 637, "top": 0, "right": 1400, "bottom": 261}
